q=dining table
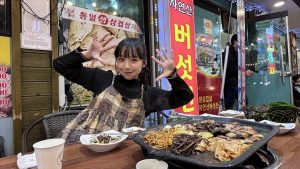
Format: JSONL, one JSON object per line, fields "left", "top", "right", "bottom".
{"left": 0, "top": 125, "right": 299, "bottom": 169}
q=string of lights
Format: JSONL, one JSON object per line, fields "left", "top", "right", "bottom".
{"left": 225, "top": 0, "right": 270, "bottom": 15}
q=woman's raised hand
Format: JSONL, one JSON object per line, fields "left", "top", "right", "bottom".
{"left": 151, "top": 49, "right": 176, "bottom": 81}
{"left": 82, "top": 33, "right": 116, "bottom": 65}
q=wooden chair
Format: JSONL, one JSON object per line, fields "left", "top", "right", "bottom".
{"left": 22, "top": 110, "right": 81, "bottom": 153}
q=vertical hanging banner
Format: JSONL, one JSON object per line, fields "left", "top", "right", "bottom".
{"left": 169, "top": 0, "right": 199, "bottom": 115}
{"left": 237, "top": 0, "right": 246, "bottom": 110}
{"left": 0, "top": 36, "right": 12, "bottom": 118}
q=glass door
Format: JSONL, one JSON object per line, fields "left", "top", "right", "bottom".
{"left": 246, "top": 11, "right": 292, "bottom": 106}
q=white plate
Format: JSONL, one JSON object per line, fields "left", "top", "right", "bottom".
{"left": 260, "top": 120, "right": 296, "bottom": 134}
{"left": 220, "top": 110, "right": 244, "bottom": 115}
{"left": 122, "top": 127, "right": 146, "bottom": 138}
{"left": 200, "top": 113, "right": 255, "bottom": 122}
{"left": 136, "top": 159, "right": 168, "bottom": 169}
{"left": 80, "top": 130, "right": 128, "bottom": 152}
{"left": 219, "top": 110, "right": 245, "bottom": 118}
{"left": 200, "top": 113, "right": 231, "bottom": 118}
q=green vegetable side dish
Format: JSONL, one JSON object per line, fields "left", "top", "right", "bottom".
{"left": 268, "top": 102, "right": 299, "bottom": 112}
{"left": 267, "top": 102, "right": 299, "bottom": 123}
{"left": 90, "top": 134, "right": 121, "bottom": 144}
{"left": 243, "top": 102, "right": 300, "bottom": 123}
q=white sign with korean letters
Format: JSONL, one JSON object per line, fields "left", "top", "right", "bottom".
{"left": 21, "top": 0, "right": 51, "bottom": 50}
{"left": 58, "top": 3, "right": 141, "bottom": 33}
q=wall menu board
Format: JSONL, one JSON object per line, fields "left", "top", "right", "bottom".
{"left": 290, "top": 32, "right": 298, "bottom": 75}
{"left": 0, "top": 36, "right": 11, "bottom": 118}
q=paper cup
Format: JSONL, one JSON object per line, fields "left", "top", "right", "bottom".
{"left": 33, "top": 138, "right": 65, "bottom": 169}
{"left": 136, "top": 159, "right": 168, "bottom": 169}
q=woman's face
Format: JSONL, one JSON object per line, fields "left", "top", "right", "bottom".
{"left": 116, "top": 53, "right": 145, "bottom": 80}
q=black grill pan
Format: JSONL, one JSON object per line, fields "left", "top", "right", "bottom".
{"left": 133, "top": 116, "right": 279, "bottom": 169}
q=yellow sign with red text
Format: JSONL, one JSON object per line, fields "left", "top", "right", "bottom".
{"left": 169, "top": 0, "right": 199, "bottom": 115}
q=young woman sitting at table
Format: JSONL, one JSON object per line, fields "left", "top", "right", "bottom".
{"left": 53, "top": 34, "right": 194, "bottom": 143}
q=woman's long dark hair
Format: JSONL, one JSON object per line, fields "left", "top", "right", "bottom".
{"left": 114, "top": 38, "right": 149, "bottom": 85}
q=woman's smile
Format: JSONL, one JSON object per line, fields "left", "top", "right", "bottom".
{"left": 116, "top": 56, "right": 145, "bottom": 80}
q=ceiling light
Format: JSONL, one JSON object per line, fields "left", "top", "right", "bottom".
{"left": 274, "top": 1, "right": 284, "bottom": 7}
{"left": 92, "top": 2, "right": 96, "bottom": 7}
{"left": 112, "top": 11, "right": 117, "bottom": 15}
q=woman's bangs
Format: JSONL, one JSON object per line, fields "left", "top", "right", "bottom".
{"left": 122, "top": 44, "right": 140, "bottom": 59}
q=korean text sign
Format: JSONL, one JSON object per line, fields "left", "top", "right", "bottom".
{"left": 58, "top": 3, "right": 141, "bottom": 34}
{"left": 169, "top": 0, "right": 199, "bottom": 115}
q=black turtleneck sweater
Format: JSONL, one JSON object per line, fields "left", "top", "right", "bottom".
{"left": 53, "top": 49, "right": 194, "bottom": 115}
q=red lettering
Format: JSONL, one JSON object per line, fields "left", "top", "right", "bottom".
{"left": 118, "top": 20, "right": 124, "bottom": 28}
{"left": 89, "top": 14, "right": 96, "bottom": 22}
{"left": 80, "top": 11, "right": 87, "bottom": 20}
{"left": 0, "top": 99, "right": 9, "bottom": 106}
{"left": 98, "top": 15, "right": 109, "bottom": 25}
{"left": 0, "top": 73, "right": 7, "bottom": 79}
{"left": 110, "top": 19, "right": 117, "bottom": 26}
{"left": 124, "top": 22, "right": 131, "bottom": 29}
{"left": 0, "top": 66, "right": 7, "bottom": 72}
{"left": 0, "top": 89, "right": 8, "bottom": 95}
{"left": 0, "top": 82, "right": 7, "bottom": 88}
